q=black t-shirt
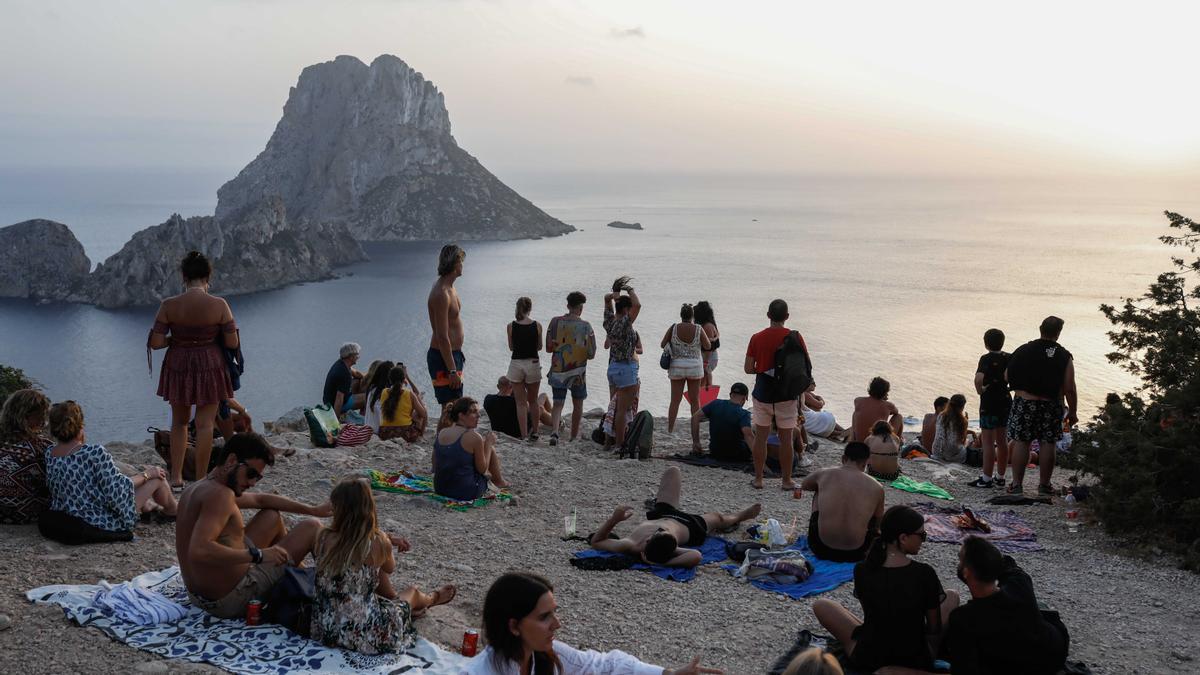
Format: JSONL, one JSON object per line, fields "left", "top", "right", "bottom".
{"left": 1007, "top": 339, "right": 1072, "bottom": 399}
{"left": 946, "top": 557, "right": 1068, "bottom": 675}
{"left": 322, "top": 360, "right": 352, "bottom": 407}
{"left": 975, "top": 351, "right": 1012, "bottom": 411}
{"left": 483, "top": 394, "right": 533, "bottom": 439}
{"left": 850, "top": 560, "right": 946, "bottom": 671}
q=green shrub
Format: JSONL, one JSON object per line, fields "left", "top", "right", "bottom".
{"left": 1076, "top": 211, "right": 1200, "bottom": 569}
{"left": 0, "top": 364, "right": 36, "bottom": 407}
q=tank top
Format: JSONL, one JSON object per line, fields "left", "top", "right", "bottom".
{"left": 510, "top": 321, "right": 539, "bottom": 360}
{"left": 432, "top": 431, "right": 487, "bottom": 501}
{"left": 670, "top": 323, "right": 703, "bottom": 362}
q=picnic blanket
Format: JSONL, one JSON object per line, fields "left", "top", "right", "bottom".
{"left": 367, "top": 470, "right": 512, "bottom": 511}
{"left": 572, "top": 535, "right": 729, "bottom": 582}
{"left": 882, "top": 474, "right": 954, "bottom": 501}
{"left": 26, "top": 567, "right": 468, "bottom": 675}
{"left": 912, "top": 502, "right": 1044, "bottom": 553}
{"left": 722, "top": 536, "right": 855, "bottom": 599}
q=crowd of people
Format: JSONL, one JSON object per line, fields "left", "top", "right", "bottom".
{"left": 0, "top": 244, "right": 1083, "bottom": 674}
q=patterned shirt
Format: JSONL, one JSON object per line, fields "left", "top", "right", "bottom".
{"left": 0, "top": 433, "right": 51, "bottom": 524}
{"left": 547, "top": 315, "right": 596, "bottom": 378}
{"left": 45, "top": 443, "right": 136, "bottom": 532}
{"left": 603, "top": 308, "right": 638, "bottom": 363}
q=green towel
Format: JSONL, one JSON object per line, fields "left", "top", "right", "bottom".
{"left": 883, "top": 475, "right": 954, "bottom": 501}
{"left": 367, "top": 469, "right": 513, "bottom": 512}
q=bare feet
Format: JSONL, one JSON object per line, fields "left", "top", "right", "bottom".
{"left": 781, "top": 480, "right": 798, "bottom": 491}
{"left": 750, "top": 478, "right": 763, "bottom": 490}
{"left": 492, "top": 478, "right": 511, "bottom": 490}
{"left": 739, "top": 503, "right": 763, "bottom": 522}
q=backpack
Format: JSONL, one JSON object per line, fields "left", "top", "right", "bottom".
{"left": 262, "top": 566, "right": 316, "bottom": 637}
{"left": 619, "top": 410, "right": 654, "bottom": 460}
{"left": 304, "top": 404, "right": 342, "bottom": 448}
{"left": 769, "top": 330, "right": 813, "bottom": 401}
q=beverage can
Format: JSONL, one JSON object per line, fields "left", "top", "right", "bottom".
{"left": 461, "top": 629, "right": 479, "bottom": 657}
{"left": 792, "top": 486, "right": 803, "bottom": 499}
{"left": 245, "top": 599, "right": 262, "bottom": 626}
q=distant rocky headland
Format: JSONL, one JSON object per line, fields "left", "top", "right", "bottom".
{"left": 4, "top": 54, "right": 572, "bottom": 308}
{"left": 606, "top": 220, "right": 643, "bottom": 230}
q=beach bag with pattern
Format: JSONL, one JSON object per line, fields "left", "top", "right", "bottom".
{"left": 335, "top": 423, "right": 372, "bottom": 447}
{"left": 304, "top": 404, "right": 341, "bottom": 448}
{"left": 619, "top": 410, "right": 654, "bottom": 460}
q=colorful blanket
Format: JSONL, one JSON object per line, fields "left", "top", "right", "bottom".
{"left": 912, "top": 502, "right": 1044, "bottom": 553}
{"left": 572, "top": 535, "right": 729, "bottom": 582}
{"left": 26, "top": 567, "right": 468, "bottom": 674}
{"left": 883, "top": 475, "right": 955, "bottom": 501}
{"left": 367, "top": 470, "right": 512, "bottom": 511}
{"left": 722, "top": 536, "right": 856, "bottom": 599}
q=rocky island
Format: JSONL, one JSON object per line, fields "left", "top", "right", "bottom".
{"left": 607, "top": 220, "right": 643, "bottom": 230}
{"left": 0, "top": 220, "right": 91, "bottom": 303}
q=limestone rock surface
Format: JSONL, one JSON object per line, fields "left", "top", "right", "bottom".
{"left": 0, "top": 219, "right": 91, "bottom": 302}
{"left": 215, "top": 54, "right": 572, "bottom": 241}
{"left": 87, "top": 197, "right": 366, "bottom": 308}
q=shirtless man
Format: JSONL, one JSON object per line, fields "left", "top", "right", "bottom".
{"left": 427, "top": 244, "right": 466, "bottom": 420}
{"left": 799, "top": 442, "right": 884, "bottom": 562}
{"left": 590, "top": 466, "right": 761, "bottom": 568}
{"left": 850, "top": 376, "right": 904, "bottom": 442}
{"left": 176, "top": 432, "right": 330, "bottom": 619}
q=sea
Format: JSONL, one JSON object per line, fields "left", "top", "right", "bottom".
{"left": 1, "top": 167, "right": 1196, "bottom": 443}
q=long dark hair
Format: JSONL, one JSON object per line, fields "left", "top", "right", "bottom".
{"left": 940, "top": 393, "right": 967, "bottom": 436}
{"left": 366, "top": 360, "right": 395, "bottom": 410}
{"left": 381, "top": 364, "right": 409, "bottom": 419}
{"left": 483, "top": 573, "right": 563, "bottom": 674}
{"left": 864, "top": 504, "right": 925, "bottom": 569}
{"left": 693, "top": 301, "right": 716, "bottom": 328}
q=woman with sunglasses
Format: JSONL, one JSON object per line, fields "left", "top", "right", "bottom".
{"left": 432, "top": 397, "right": 509, "bottom": 501}
{"left": 811, "top": 505, "right": 958, "bottom": 672}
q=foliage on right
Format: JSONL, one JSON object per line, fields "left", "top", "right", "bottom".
{"left": 1076, "top": 211, "right": 1200, "bottom": 569}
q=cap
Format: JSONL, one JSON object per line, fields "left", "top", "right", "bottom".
{"left": 730, "top": 382, "right": 749, "bottom": 396}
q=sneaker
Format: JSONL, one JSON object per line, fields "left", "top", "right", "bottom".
{"left": 549, "top": 433, "right": 559, "bottom": 446}
{"left": 527, "top": 433, "right": 539, "bottom": 443}
{"left": 799, "top": 453, "right": 815, "bottom": 468}
{"left": 808, "top": 439, "right": 820, "bottom": 454}
{"left": 1037, "top": 483, "right": 1056, "bottom": 496}
{"left": 967, "top": 477, "right": 994, "bottom": 488}
{"left": 994, "top": 476, "right": 1006, "bottom": 487}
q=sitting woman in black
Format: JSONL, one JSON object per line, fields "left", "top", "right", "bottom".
{"left": 811, "top": 504, "right": 959, "bottom": 671}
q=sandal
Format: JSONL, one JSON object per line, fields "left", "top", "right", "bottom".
{"left": 1037, "top": 483, "right": 1056, "bottom": 496}
{"left": 1006, "top": 483, "right": 1023, "bottom": 495}
{"left": 549, "top": 433, "right": 559, "bottom": 446}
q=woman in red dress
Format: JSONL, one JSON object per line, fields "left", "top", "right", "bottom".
{"left": 148, "top": 251, "right": 238, "bottom": 488}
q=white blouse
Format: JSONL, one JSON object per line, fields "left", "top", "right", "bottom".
{"left": 460, "top": 640, "right": 664, "bottom": 675}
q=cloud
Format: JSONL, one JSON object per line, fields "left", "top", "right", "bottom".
{"left": 610, "top": 26, "right": 645, "bottom": 39}
{"left": 564, "top": 75, "right": 595, "bottom": 87}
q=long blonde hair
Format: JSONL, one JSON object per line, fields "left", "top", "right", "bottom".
{"left": 318, "top": 477, "right": 384, "bottom": 575}
{"left": 783, "top": 647, "right": 843, "bottom": 675}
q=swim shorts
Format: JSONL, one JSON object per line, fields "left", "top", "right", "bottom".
{"left": 549, "top": 373, "right": 588, "bottom": 401}
{"left": 978, "top": 412, "right": 1009, "bottom": 430}
{"left": 427, "top": 348, "right": 465, "bottom": 404}
{"left": 1007, "top": 397, "right": 1063, "bottom": 443}
{"left": 807, "top": 511, "right": 873, "bottom": 563}
{"left": 646, "top": 500, "right": 708, "bottom": 547}
{"left": 752, "top": 397, "right": 798, "bottom": 430}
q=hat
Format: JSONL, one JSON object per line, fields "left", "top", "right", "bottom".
{"left": 339, "top": 342, "right": 361, "bottom": 359}
{"left": 730, "top": 382, "right": 749, "bottom": 396}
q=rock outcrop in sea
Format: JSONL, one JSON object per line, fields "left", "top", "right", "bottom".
{"left": 0, "top": 220, "right": 91, "bottom": 303}
{"left": 215, "top": 54, "right": 572, "bottom": 241}
{"left": 606, "top": 221, "right": 643, "bottom": 230}
{"left": 86, "top": 197, "right": 366, "bottom": 308}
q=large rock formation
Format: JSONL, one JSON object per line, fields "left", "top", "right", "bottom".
{"left": 87, "top": 197, "right": 366, "bottom": 308}
{"left": 215, "top": 54, "right": 572, "bottom": 241}
{"left": 0, "top": 220, "right": 91, "bottom": 302}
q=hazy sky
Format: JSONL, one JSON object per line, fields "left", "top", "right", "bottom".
{"left": 2, "top": 0, "right": 1198, "bottom": 177}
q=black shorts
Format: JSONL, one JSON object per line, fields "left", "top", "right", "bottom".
{"left": 807, "top": 511, "right": 873, "bottom": 563}
{"left": 646, "top": 501, "right": 708, "bottom": 547}
{"left": 1007, "top": 398, "right": 1063, "bottom": 443}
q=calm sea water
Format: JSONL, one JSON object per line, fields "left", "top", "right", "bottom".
{"left": 1, "top": 169, "right": 1196, "bottom": 442}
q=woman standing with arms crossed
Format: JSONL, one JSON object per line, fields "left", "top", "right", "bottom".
{"left": 506, "top": 297, "right": 543, "bottom": 441}
{"left": 147, "top": 251, "right": 237, "bottom": 489}
{"left": 661, "top": 303, "right": 711, "bottom": 433}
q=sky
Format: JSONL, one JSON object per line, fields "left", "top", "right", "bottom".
{"left": 2, "top": 0, "right": 1199, "bottom": 178}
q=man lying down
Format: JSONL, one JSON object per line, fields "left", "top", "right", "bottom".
{"left": 589, "top": 466, "right": 761, "bottom": 567}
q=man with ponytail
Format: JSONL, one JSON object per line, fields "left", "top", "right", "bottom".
{"left": 799, "top": 442, "right": 884, "bottom": 563}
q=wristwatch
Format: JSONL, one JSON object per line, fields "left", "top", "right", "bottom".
{"left": 248, "top": 543, "right": 263, "bottom": 565}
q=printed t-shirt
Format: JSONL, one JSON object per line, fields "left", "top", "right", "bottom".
{"left": 548, "top": 315, "right": 596, "bottom": 379}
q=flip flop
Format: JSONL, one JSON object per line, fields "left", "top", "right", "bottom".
{"left": 170, "top": 482, "right": 185, "bottom": 494}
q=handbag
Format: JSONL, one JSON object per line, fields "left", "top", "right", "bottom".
{"left": 659, "top": 348, "right": 672, "bottom": 370}
{"left": 304, "top": 404, "right": 342, "bottom": 448}
{"left": 335, "top": 423, "right": 372, "bottom": 447}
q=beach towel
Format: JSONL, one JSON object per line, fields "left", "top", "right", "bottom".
{"left": 882, "top": 474, "right": 955, "bottom": 501}
{"left": 91, "top": 580, "right": 187, "bottom": 625}
{"left": 27, "top": 567, "right": 467, "bottom": 674}
{"left": 367, "top": 470, "right": 512, "bottom": 512}
{"left": 912, "top": 502, "right": 1044, "bottom": 553}
{"left": 571, "top": 535, "right": 729, "bottom": 582}
{"left": 722, "top": 536, "right": 855, "bottom": 599}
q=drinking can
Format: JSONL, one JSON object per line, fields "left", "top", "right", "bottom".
{"left": 792, "top": 486, "right": 803, "bottom": 499}
{"left": 461, "top": 629, "right": 479, "bottom": 657}
{"left": 245, "top": 599, "right": 262, "bottom": 626}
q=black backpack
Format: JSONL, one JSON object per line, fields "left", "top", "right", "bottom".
{"left": 619, "top": 410, "right": 654, "bottom": 460}
{"left": 770, "top": 331, "right": 813, "bottom": 401}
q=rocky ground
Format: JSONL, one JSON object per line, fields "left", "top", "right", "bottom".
{"left": 1, "top": 409, "right": 1197, "bottom": 674}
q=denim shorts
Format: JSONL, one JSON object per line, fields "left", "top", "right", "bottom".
{"left": 607, "top": 360, "right": 639, "bottom": 389}
{"left": 549, "top": 373, "right": 588, "bottom": 401}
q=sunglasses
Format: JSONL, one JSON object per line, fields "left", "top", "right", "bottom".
{"left": 240, "top": 463, "right": 262, "bottom": 481}
{"left": 907, "top": 530, "right": 928, "bottom": 541}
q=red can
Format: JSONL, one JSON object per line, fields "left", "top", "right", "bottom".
{"left": 246, "top": 599, "right": 262, "bottom": 626}
{"left": 461, "top": 629, "right": 479, "bottom": 657}
{"left": 792, "top": 486, "right": 804, "bottom": 500}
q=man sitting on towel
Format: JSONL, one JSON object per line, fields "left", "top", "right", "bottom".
{"left": 176, "top": 433, "right": 331, "bottom": 619}
{"left": 799, "top": 441, "right": 884, "bottom": 562}
{"left": 946, "top": 536, "right": 1070, "bottom": 675}
{"left": 689, "top": 381, "right": 755, "bottom": 460}
{"left": 590, "top": 466, "right": 761, "bottom": 567}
